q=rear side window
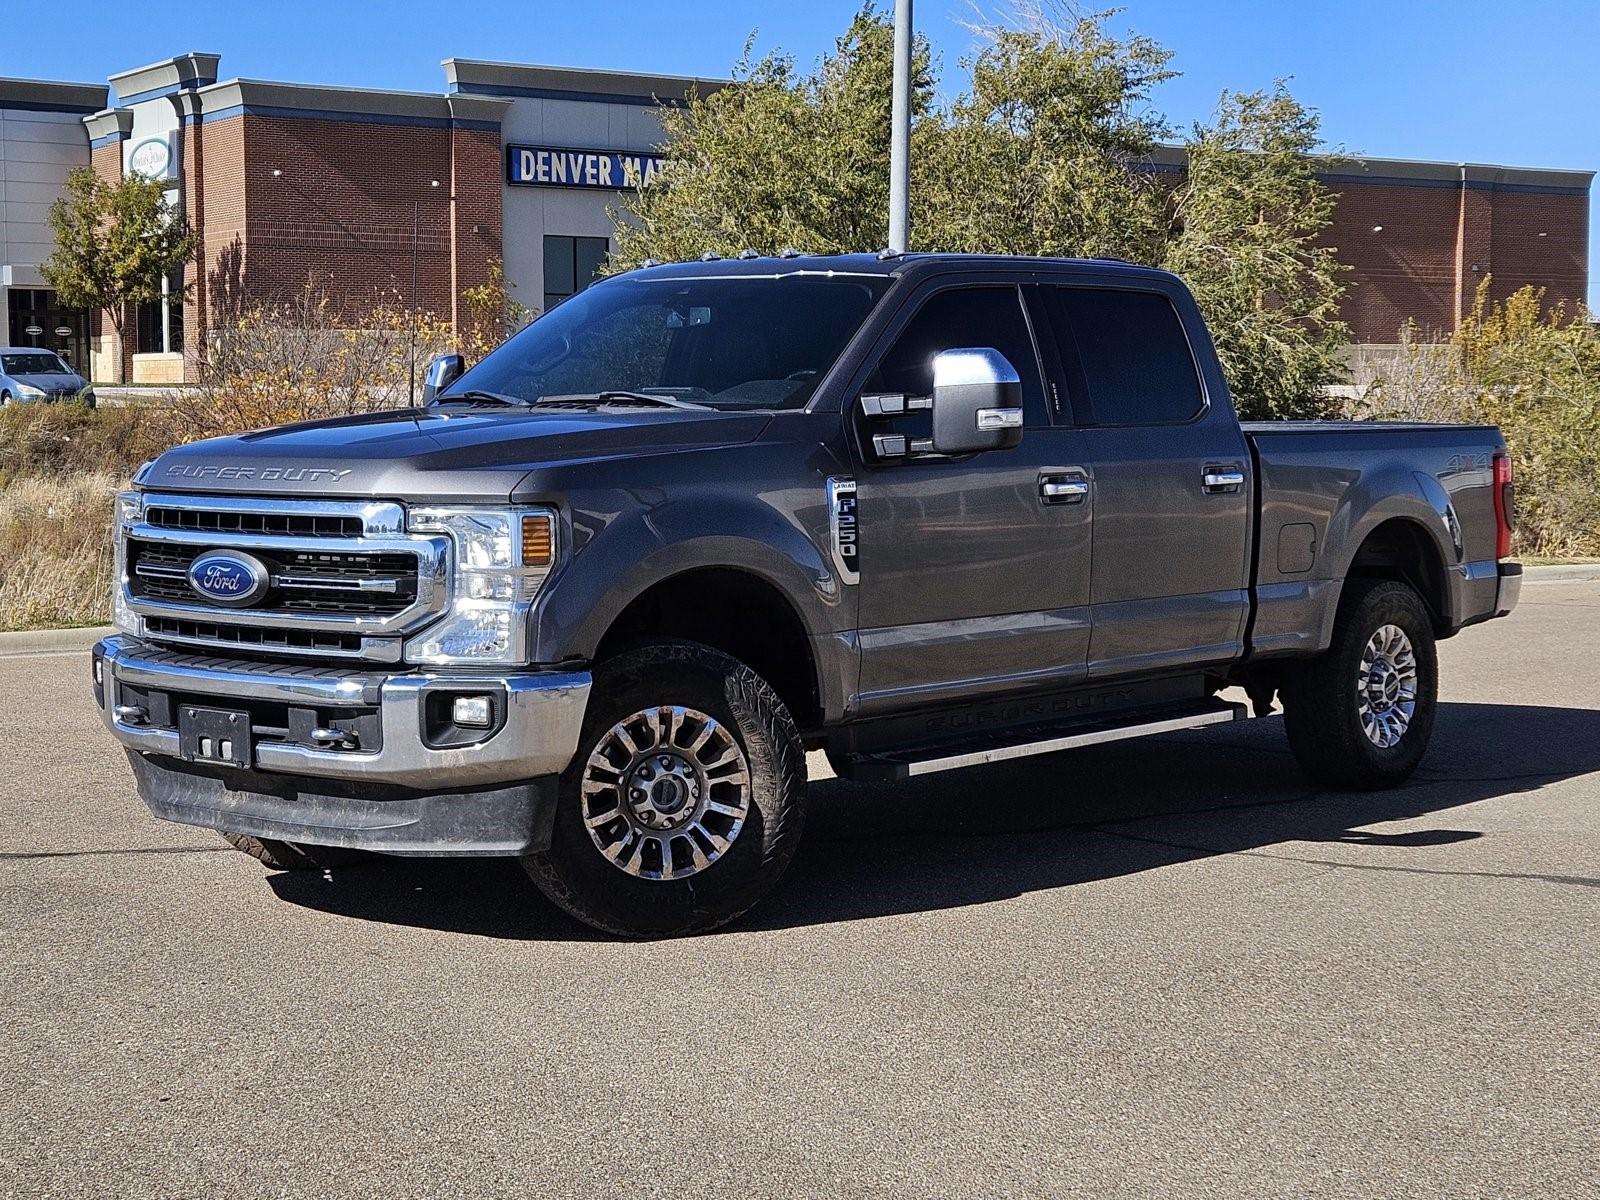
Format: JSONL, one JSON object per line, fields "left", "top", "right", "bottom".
{"left": 1046, "top": 288, "right": 1204, "bottom": 426}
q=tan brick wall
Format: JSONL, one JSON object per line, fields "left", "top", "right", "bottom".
{"left": 449, "top": 126, "right": 503, "bottom": 336}
{"left": 1324, "top": 177, "right": 1590, "bottom": 343}
{"left": 1474, "top": 189, "right": 1589, "bottom": 318}
{"left": 88, "top": 140, "right": 132, "bottom": 382}
{"left": 1324, "top": 181, "right": 1462, "bottom": 341}
{"left": 238, "top": 114, "right": 457, "bottom": 321}
{"left": 196, "top": 114, "right": 247, "bottom": 337}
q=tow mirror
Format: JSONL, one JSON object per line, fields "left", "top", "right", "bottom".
{"left": 422, "top": 353, "right": 466, "bottom": 404}
{"left": 929, "top": 347, "right": 1023, "bottom": 454}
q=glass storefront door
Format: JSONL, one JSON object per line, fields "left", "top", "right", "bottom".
{"left": 6, "top": 289, "right": 91, "bottom": 377}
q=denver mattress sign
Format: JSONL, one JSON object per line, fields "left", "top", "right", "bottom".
{"left": 507, "top": 145, "right": 666, "bottom": 190}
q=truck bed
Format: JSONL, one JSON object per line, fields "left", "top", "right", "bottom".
{"left": 1242, "top": 418, "right": 1508, "bottom": 656}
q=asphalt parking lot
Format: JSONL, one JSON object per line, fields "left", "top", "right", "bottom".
{"left": 3, "top": 575, "right": 1597, "bottom": 1199}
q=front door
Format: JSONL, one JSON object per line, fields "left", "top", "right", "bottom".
{"left": 1030, "top": 281, "right": 1252, "bottom": 678}
{"left": 850, "top": 282, "right": 1093, "bottom": 714}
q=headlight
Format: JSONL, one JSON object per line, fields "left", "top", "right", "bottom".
{"left": 17, "top": 383, "right": 45, "bottom": 398}
{"left": 404, "top": 507, "right": 558, "bottom": 665}
{"left": 112, "top": 491, "right": 143, "bottom": 636}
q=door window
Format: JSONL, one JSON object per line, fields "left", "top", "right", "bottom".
{"left": 1042, "top": 287, "right": 1204, "bottom": 426}
{"left": 866, "top": 285, "right": 1048, "bottom": 427}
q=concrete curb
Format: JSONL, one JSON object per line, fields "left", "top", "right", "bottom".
{"left": 0, "top": 626, "right": 113, "bottom": 655}
{"left": 1520, "top": 563, "right": 1600, "bottom": 583}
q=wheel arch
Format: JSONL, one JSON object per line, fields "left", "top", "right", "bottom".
{"left": 590, "top": 565, "right": 826, "bottom": 732}
{"left": 1342, "top": 515, "right": 1454, "bottom": 636}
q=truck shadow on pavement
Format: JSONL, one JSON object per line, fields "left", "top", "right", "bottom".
{"left": 266, "top": 701, "right": 1600, "bottom": 938}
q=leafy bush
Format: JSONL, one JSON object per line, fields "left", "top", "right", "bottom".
{"left": 172, "top": 285, "right": 454, "bottom": 437}
{"left": 1353, "top": 283, "right": 1600, "bottom": 558}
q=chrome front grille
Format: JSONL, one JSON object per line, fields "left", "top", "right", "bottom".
{"left": 121, "top": 494, "right": 449, "bottom": 663}
{"left": 129, "top": 542, "right": 419, "bottom": 616}
{"left": 143, "top": 504, "right": 364, "bottom": 539}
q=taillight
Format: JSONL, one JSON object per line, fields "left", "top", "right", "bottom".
{"left": 1492, "top": 452, "right": 1515, "bottom": 560}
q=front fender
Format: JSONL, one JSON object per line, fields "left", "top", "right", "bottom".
{"left": 529, "top": 488, "right": 850, "bottom": 665}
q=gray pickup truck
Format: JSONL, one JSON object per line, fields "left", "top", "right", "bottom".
{"left": 93, "top": 253, "right": 1520, "bottom": 936}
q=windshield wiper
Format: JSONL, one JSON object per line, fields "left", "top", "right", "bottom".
{"left": 535, "top": 390, "right": 712, "bottom": 411}
{"left": 436, "top": 389, "right": 529, "bottom": 407}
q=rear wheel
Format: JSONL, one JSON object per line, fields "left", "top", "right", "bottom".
{"left": 220, "top": 833, "right": 367, "bottom": 871}
{"left": 523, "top": 640, "right": 807, "bottom": 938}
{"left": 1282, "top": 578, "right": 1438, "bottom": 789}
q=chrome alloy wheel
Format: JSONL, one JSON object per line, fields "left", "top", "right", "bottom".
{"left": 579, "top": 706, "right": 752, "bottom": 880}
{"left": 1357, "top": 624, "right": 1419, "bottom": 748}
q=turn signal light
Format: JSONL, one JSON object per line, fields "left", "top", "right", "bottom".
{"left": 521, "top": 514, "right": 554, "bottom": 567}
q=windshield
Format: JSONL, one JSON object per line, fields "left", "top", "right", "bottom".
{"left": 2, "top": 352, "right": 70, "bottom": 376}
{"left": 445, "top": 273, "right": 891, "bottom": 411}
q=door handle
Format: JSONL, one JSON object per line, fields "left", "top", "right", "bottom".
{"left": 1202, "top": 468, "right": 1246, "bottom": 493}
{"left": 1039, "top": 475, "right": 1090, "bottom": 504}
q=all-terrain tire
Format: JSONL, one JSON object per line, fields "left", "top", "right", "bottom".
{"left": 523, "top": 640, "right": 807, "bottom": 938}
{"left": 1282, "top": 578, "right": 1438, "bottom": 790}
{"left": 220, "top": 833, "right": 367, "bottom": 870}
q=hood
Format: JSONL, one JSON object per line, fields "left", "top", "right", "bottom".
{"left": 10, "top": 372, "right": 86, "bottom": 394}
{"left": 138, "top": 405, "right": 772, "bottom": 501}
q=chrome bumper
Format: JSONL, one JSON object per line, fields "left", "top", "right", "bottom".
{"left": 93, "top": 636, "right": 591, "bottom": 789}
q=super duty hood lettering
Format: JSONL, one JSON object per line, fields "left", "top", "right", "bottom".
{"left": 164, "top": 464, "right": 353, "bottom": 483}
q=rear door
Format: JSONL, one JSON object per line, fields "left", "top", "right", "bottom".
{"left": 1031, "top": 280, "right": 1252, "bottom": 678}
{"left": 849, "top": 280, "right": 1094, "bottom": 713}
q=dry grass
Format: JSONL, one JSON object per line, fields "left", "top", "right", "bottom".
{"left": 0, "top": 472, "right": 120, "bottom": 629}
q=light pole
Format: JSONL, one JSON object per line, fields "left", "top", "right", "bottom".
{"left": 887, "top": 0, "right": 913, "bottom": 253}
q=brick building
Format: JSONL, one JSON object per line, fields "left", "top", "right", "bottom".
{"left": 0, "top": 52, "right": 1592, "bottom": 384}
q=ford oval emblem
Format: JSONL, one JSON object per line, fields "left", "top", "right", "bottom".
{"left": 187, "top": 550, "right": 269, "bottom": 608}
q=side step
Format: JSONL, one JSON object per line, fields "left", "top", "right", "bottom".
{"left": 834, "top": 698, "right": 1248, "bottom": 783}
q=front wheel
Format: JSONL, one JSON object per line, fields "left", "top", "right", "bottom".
{"left": 1282, "top": 578, "right": 1439, "bottom": 789}
{"left": 523, "top": 640, "right": 807, "bottom": 937}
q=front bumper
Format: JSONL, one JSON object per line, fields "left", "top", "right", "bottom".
{"left": 93, "top": 636, "right": 591, "bottom": 854}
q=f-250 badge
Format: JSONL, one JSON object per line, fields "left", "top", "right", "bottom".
{"left": 827, "top": 477, "right": 859, "bottom": 585}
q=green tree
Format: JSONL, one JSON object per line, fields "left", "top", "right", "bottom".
{"left": 42, "top": 167, "right": 198, "bottom": 345}
{"left": 1163, "top": 85, "right": 1348, "bottom": 418}
{"left": 915, "top": 7, "right": 1175, "bottom": 262}
{"left": 613, "top": 3, "right": 1350, "bottom": 420}
{"left": 615, "top": 12, "right": 934, "bottom": 265}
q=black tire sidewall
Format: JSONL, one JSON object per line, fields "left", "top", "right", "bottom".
{"left": 1337, "top": 583, "right": 1437, "bottom": 775}
{"left": 527, "top": 641, "right": 805, "bottom": 937}
{"left": 1286, "top": 579, "right": 1439, "bottom": 788}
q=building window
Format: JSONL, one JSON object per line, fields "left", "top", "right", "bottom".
{"left": 135, "top": 270, "right": 184, "bottom": 355}
{"left": 543, "top": 235, "right": 610, "bottom": 311}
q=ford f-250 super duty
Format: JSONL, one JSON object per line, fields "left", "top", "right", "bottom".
{"left": 92, "top": 253, "right": 1520, "bottom": 936}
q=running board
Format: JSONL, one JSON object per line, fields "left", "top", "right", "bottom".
{"left": 835, "top": 699, "right": 1248, "bottom": 783}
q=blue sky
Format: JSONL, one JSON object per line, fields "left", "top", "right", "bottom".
{"left": 14, "top": 0, "right": 1599, "bottom": 303}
